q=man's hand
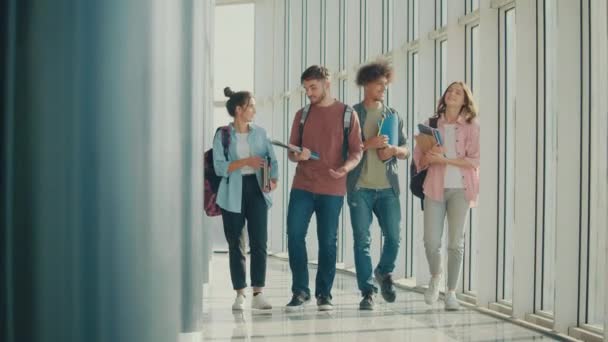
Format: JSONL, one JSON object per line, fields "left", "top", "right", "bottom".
{"left": 329, "top": 166, "right": 348, "bottom": 179}
{"left": 364, "top": 135, "right": 388, "bottom": 150}
{"left": 288, "top": 144, "right": 312, "bottom": 161}
{"left": 377, "top": 146, "right": 396, "bottom": 161}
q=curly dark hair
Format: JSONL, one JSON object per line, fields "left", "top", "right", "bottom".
{"left": 300, "top": 65, "right": 331, "bottom": 83}
{"left": 356, "top": 60, "right": 394, "bottom": 86}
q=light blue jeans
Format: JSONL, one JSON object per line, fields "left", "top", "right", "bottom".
{"left": 423, "top": 189, "right": 469, "bottom": 290}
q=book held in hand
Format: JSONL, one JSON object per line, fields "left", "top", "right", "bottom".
{"left": 377, "top": 114, "right": 398, "bottom": 146}
{"left": 417, "top": 123, "right": 443, "bottom": 146}
{"left": 262, "top": 156, "right": 272, "bottom": 191}
{"left": 270, "top": 139, "right": 320, "bottom": 160}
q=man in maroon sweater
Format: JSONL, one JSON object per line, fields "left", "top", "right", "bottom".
{"left": 285, "top": 66, "right": 363, "bottom": 311}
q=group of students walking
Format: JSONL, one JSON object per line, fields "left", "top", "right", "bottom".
{"left": 212, "top": 61, "right": 481, "bottom": 313}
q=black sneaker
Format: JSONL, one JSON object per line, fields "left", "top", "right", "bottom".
{"left": 316, "top": 296, "right": 333, "bottom": 311}
{"left": 285, "top": 293, "right": 310, "bottom": 312}
{"left": 359, "top": 293, "right": 374, "bottom": 310}
{"left": 374, "top": 269, "right": 396, "bottom": 303}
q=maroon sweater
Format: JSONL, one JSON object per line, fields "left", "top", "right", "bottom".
{"left": 289, "top": 100, "right": 363, "bottom": 196}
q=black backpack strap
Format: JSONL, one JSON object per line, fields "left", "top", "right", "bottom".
{"left": 217, "top": 126, "right": 231, "bottom": 183}
{"left": 222, "top": 128, "right": 229, "bottom": 160}
{"left": 342, "top": 105, "right": 353, "bottom": 161}
{"left": 215, "top": 126, "right": 230, "bottom": 161}
{"left": 298, "top": 104, "right": 311, "bottom": 147}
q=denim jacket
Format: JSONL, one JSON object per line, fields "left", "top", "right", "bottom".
{"left": 213, "top": 123, "right": 279, "bottom": 213}
{"left": 347, "top": 102, "right": 408, "bottom": 196}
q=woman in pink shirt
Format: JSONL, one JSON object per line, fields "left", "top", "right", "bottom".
{"left": 413, "top": 81, "right": 480, "bottom": 311}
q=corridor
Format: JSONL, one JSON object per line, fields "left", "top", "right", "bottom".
{"left": 202, "top": 254, "right": 559, "bottom": 341}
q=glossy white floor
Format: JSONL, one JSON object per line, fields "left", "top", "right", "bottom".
{"left": 202, "top": 253, "right": 560, "bottom": 341}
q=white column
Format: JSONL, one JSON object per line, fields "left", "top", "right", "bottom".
{"left": 590, "top": 0, "right": 608, "bottom": 337}
{"left": 510, "top": 0, "right": 537, "bottom": 319}
{"left": 475, "top": 0, "right": 500, "bottom": 308}
{"left": 587, "top": 0, "right": 608, "bottom": 338}
{"left": 552, "top": 0, "right": 582, "bottom": 334}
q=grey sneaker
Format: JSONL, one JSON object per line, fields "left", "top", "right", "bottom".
{"left": 232, "top": 294, "right": 245, "bottom": 311}
{"left": 424, "top": 276, "right": 441, "bottom": 305}
{"left": 359, "top": 293, "right": 374, "bottom": 310}
{"left": 444, "top": 291, "right": 460, "bottom": 311}
{"left": 251, "top": 293, "right": 272, "bottom": 310}
{"left": 316, "top": 296, "right": 333, "bottom": 311}
{"left": 374, "top": 269, "right": 396, "bottom": 303}
{"left": 285, "top": 293, "right": 310, "bottom": 312}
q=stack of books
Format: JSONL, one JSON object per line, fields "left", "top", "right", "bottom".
{"left": 415, "top": 123, "right": 443, "bottom": 153}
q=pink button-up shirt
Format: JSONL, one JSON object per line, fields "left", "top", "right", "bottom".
{"left": 413, "top": 115, "right": 480, "bottom": 207}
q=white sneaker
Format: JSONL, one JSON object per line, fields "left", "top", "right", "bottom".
{"left": 232, "top": 294, "right": 245, "bottom": 311}
{"left": 424, "top": 276, "right": 441, "bottom": 305}
{"left": 444, "top": 291, "right": 460, "bottom": 311}
{"left": 251, "top": 293, "right": 272, "bottom": 310}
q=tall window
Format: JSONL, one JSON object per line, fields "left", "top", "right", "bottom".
{"left": 463, "top": 24, "right": 480, "bottom": 294}
{"left": 405, "top": 51, "right": 419, "bottom": 277}
{"left": 213, "top": 4, "right": 255, "bottom": 130}
{"left": 406, "top": 0, "right": 420, "bottom": 277}
{"left": 436, "top": 0, "right": 447, "bottom": 28}
{"left": 467, "top": 0, "right": 480, "bottom": 14}
{"left": 408, "top": 0, "right": 419, "bottom": 41}
{"left": 538, "top": 0, "right": 557, "bottom": 315}
{"left": 585, "top": 0, "right": 607, "bottom": 331}
{"left": 498, "top": 6, "right": 516, "bottom": 303}
{"left": 471, "top": 26, "right": 480, "bottom": 94}
{"left": 437, "top": 40, "right": 448, "bottom": 99}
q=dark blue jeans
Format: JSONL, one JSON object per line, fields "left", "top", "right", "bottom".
{"left": 287, "top": 189, "right": 344, "bottom": 299}
{"left": 347, "top": 188, "right": 401, "bottom": 295}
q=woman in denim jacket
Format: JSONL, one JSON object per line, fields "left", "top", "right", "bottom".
{"left": 413, "top": 81, "right": 480, "bottom": 311}
{"left": 213, "top": 87, "right": 279, "bottom": 311}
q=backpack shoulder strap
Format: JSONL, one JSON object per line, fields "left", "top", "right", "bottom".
{"left": 342, "top": 105, "right": 353, "bottom": 161}
{"left": 298, "top": 104, "right": 311, "bottom": 146}
{"left": 218, "top": 126, "right": 230, "bottom": 161}
{"left": 429, "top": 116, "right": 439, "bottom": 129}
{"left": 343, "top": 105, "right": 353, "bottom": 132}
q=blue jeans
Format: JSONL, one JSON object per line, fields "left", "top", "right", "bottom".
{"left": 348, "top": 188, "right": 401, "bottom": 295}
{"left": 287, "top": 189, "right": 344, "bottom": 299}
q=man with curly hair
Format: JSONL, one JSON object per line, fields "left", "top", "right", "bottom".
{"left": 347, "top": 60, "right": 410, "bottom": 310}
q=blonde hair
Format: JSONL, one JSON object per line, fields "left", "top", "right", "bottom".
{"left": 435, "top": 81, "right": 478, "bottom": 123}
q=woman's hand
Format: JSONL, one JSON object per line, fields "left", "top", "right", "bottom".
{"left": 263, "top": 179, "right": 278, "bottom": 193}
{"left": 425, "top": 151, "right": 447, "bottom": 165}
{"left": 244, "top": 156, "right": 265, "bottom": 169}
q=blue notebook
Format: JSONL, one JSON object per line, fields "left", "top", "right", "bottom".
{"left": 378, "top": 114, "right": 398, "bottom": 146}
